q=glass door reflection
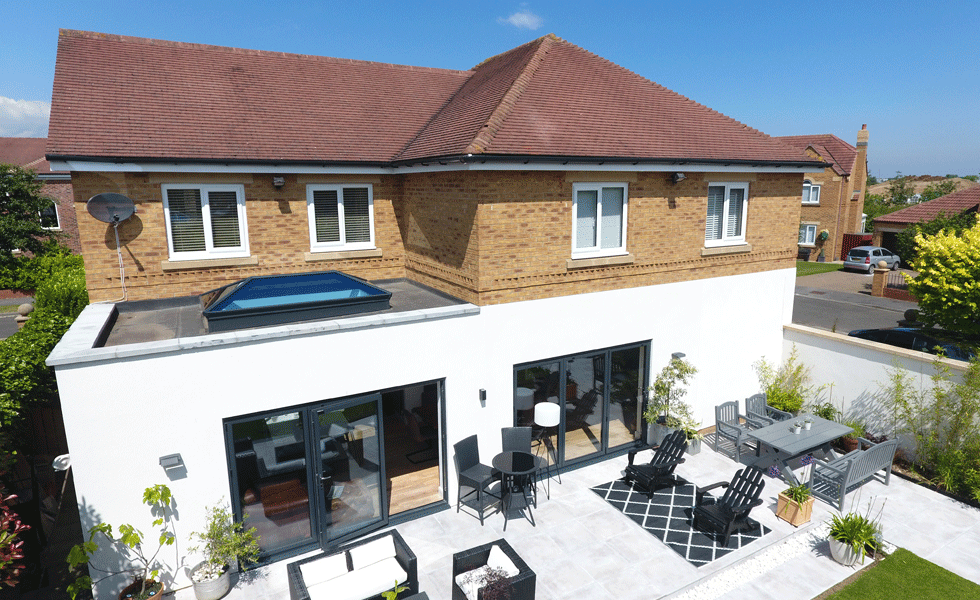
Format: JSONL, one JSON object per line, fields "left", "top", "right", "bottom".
{"left": 563, "top": 353, "right": 605, "bottom": 461}
{"left": 314, "top": 397, "right": 384, "bottom": 544}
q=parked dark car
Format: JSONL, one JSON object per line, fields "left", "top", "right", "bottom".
{"left": 848, "top": 327, "right": 977, "bottom": 361}
{"left": 843, "top": 246, "right": 900, "bottom": 274}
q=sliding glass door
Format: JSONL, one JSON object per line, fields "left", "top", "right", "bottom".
{"left": 514, "top": 342, "right": 648, "bottom": 470}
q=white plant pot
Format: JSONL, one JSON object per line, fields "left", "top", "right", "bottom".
{"left": 646, "top": 423, "right": 674, "bottom": 446}
{"left": 190, "top": 563, "right": 231, "bottom": 600}
{"left": 829, "top": 538, "right": 862, "bottom": 566}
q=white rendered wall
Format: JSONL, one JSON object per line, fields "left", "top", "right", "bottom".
{"left": 52, "top": 267, "right": 794, "bottom": 599}
{"left": 783, "top": 324, "right": 967, "bottom": 438}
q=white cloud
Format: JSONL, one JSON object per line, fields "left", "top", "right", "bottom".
{"left": 499, "top": 9, "right": 543, "bottom": 30}
{"left": 0, "top": 97, "right": 51, "bottom": 137}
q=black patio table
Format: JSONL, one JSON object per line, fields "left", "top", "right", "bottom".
{"left": 492, "top": 451, "right": 542, "bottom": 529}
{"left": 747, "top": 414, "right": 853, "bottom": 486}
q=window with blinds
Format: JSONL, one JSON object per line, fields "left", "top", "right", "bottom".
{"left": 704, "top": 182, "right": 748, "bottom": 246}
{"left": 163, "top": 185, "right": 248, "bottom": 259}
{"left": 572, "top": 183, "right": 628, "bottom": 258}
{"left": 307, "top": 184, "right": 375, "bottom": 251}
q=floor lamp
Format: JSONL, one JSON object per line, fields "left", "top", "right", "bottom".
{"left": 533, "top": 401, "right": 561, "bottom": 497}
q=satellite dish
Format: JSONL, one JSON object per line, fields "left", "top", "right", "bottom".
{"left": 87, "top": 193, "right": 135, "bottom": 224}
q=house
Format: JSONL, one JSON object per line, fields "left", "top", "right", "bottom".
{"left": 46, "top": 30, "right": 823, "bottom": 598}
{"left": 871, "top": 185, "right": 980, "bottom": 251}
{"left": 775, "top": 127, "right": 869, "bottom": 261}
{"left": 0, "top": 136, "right": 82, "bottom": 253}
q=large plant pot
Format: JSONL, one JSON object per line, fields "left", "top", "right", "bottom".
{"left": 119, "top": 580, "right": 163, "bottom": 600}
{"left": 776, "top": 492, "right": 814, "bottom": 527}
{"left": 646, "top": 422, "right": 674, "bottom": 446}
{"left": 685, "top": 437, "right": 701, "bottom": 455}
{"left": 829, "top": 538, "right": 862, "bottom": 566}
{"left": 190, "top": 563, "right": 231, "bottom": 600}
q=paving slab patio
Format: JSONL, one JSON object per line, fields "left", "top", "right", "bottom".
{"left": 167, "top": 435, "right": 980, "bottom": 600}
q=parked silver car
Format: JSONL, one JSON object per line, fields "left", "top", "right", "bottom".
{"left": 843, "top": 246, "right": 900, "bottom": 274}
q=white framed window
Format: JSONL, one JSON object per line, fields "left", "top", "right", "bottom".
{"left": 802, "top": 180, "right": 820, "bottom": 205}
{"left": 162, "top": 184, "right": 249, "bottom": 260}
{"left": 571, "top": 182, "right": 628, "bottom": 258}
{"left": 307, "top": 184, "right": 375, "bottom": 252}
{"left": 40, "top": 202, "right": 60, "bottom": 230}
{"left": 704, "top": 182, "right": 748, "bottom": 246}
{"left": 799, "top": 224, "right": 817, "bottom": 245}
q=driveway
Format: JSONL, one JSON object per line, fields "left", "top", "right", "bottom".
{"left": 794, "top": 268, "right": 918, "bottom": 333}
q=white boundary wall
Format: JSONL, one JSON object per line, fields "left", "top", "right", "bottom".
{"left": 782, "top": 324, "right": 968, "bottom": 437}
{"left": 50, "top": 267, "right": 795, "bottom": 598}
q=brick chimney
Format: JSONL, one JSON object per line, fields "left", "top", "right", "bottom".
{"left": 850, "top": 124, "right": 870, "bottom": 235}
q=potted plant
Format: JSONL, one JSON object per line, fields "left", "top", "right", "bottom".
{"left": 187, "top": 502, "right": 261, "bottom": 600}
{"left": 839, "top": 418, "right": 864, "bottom": 452}
{"left": 792, "top": 421, "right": 802, "bottom": 434}
{"left": 803, "top": 417, "right": 813, "bottom": 430}
{"left": 828, "top": 499, "right": 885, "bottom": 566}
{"left": 682, "top": 423, "right": 704, "bottom": 455}
{"left": 67, "top": 485, "right": 177, "bottom": 600}
{"left": 777, "top": 481, "right": 814, "bottom": 527}
{"left": 643, "top": 355, "right": 697, "bottom": 446}
{"left": 381, "top": 581, "right": 409, "bottom": 600}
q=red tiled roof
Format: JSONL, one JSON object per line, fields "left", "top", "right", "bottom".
{"left": 49, "top": 30, "right": 819, "bottom": 167}
{"left": 775, "top": 134, "right": 857, "bottom": 177}
{"left": 874, "top": 186, "right": 980, "bottom": 225}
{"left": 0, "top": 137, "right": 61, "bottom": 174}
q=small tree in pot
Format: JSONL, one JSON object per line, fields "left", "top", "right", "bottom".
{"left": 643, "top": 354, "right": 698, "bottom": 446}
{"left": 187, "top": 502, "right": 260, "bottom": 600}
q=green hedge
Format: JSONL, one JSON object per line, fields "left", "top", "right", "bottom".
{"left": 0, "top": 244, "right": 84, "bottom": 292}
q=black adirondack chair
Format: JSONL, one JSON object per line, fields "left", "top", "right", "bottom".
{"left": 622, "top": 429, "right": 688, "bottom": 497}
{"left": 692, "top": 465, "right": 766, "bottom": 547}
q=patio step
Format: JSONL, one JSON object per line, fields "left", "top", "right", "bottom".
{"left": 664, "top": 521, "right": 830, "bottom": 600}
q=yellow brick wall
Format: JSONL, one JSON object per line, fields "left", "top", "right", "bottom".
{"left": 73, "top": 172, "right": 405, "bottom": 302}
{"left": 73, "top": 169, "right": 802, "bottom": 305}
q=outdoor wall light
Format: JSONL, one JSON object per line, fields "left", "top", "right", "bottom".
{"left": 272, "top": 176, "right": 286, "bottom": 189}
{"left": 479, "top": 389, "right": 487, "bottom": 403}
{"left": 671, "top": 352, "right": 686, "bottom": 360}
{"left": 159, "top": 453, "right": 184, "bottom": 470}
{"left": 671, "top": 172, "right": 686, "bottom": 184}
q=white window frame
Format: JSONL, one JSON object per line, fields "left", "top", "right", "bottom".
{"left": 704, "top": 182, "right": 749, "bottom": 247}
{"left": 162, "top": 184, "right": 249, "bottom": 261}
{"left": 799, "top": 223, "right": 817, "bottom": 246}
{"left": 802, "top": 180, "right": 820, "bottom": 205}
{"left": 40, "top": 202, "right": 61, "bottom": 230}
{"left": 571, "top": 182, "right": 629, "bottom": 259}
{"left": 306, "top": 184, "right": 376, "bottom": 252}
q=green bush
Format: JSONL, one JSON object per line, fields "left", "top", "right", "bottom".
{"left": 894, "top": 211, "right": 977, "bottom": 268}
{"left": 907, "top": 223, "right": 980, "bottom": 337}
{"left": 754, "top": 346, "right": 821, "bottom": 414}
{"left": 0, "top": 244, "right": 83, "bottom": 292}
{"left": 33, "top": 264, "right": 89, "bottom": 320}
{"left": 0, "top": 308, "right": 74, "bottom": 432}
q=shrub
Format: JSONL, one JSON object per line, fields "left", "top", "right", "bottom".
{"left": 0, "top": 243, "right": 82, "bottom": 292}
{"left": 895, "top": 210, "right": 977, "bottom": 267}
{"left": 754, "top": 346, "right": 821, "bottom": 413}
{"left": 907, "top": 222, "right": 980, "bottom": 337}
{"left": 33, "top": 263, "right": 88, "bottom": 320}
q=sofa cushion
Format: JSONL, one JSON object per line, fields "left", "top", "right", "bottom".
{"left": 455, "top": 565, "right": 492, "bottom": 600}
{"left": 348, "top": 534, "right": 396, "bottom": 569}
{"left": 306, "top": 556, "right": 406, "bottom": 600}
{"left": 486, "top": 544, "right": 519, "bottom": 577}
{"left": 299, "top": 551, "right": 349, "bottom": 587}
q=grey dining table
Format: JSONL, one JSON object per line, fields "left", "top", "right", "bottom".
{"left": 747, "top": 414, "right": 853, "bottom": 486}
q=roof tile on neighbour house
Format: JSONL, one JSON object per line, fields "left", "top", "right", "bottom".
{"left": 0, "top": 137, "right": 63, "bottom": 174}
{"left": 775, "top": 134, "right": 858, "bottom": 176}
{"left": 874, "top": 186, "right": 980, "bottom": 225}
{"left": 48, "top": 30, "right": 820, "bottom": 167}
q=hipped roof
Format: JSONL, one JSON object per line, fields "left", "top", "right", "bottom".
{"left": 49, "top": 30, "right": 820, "bottom": 168}
{"left": 874, "top": 186, "right": 980, "bottom": 226}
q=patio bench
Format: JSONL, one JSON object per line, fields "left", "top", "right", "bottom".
{"left": 810, "top": 438, "right": 899, "bottom": 510}
{"left": 288, "top": 529, "right": 418, "bottom": 600}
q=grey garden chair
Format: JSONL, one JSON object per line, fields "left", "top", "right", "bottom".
{"left": 714, "top": 401, "right": 756, "bottom": 462}
{"left": 744, "top": 393, "right": 793, "bottom": 427}
{"left": 453, "top": 435, "right": 499, "bottom": 525}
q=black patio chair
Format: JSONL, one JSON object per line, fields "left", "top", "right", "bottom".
{"left": 692, "top": 465, "right": 766, "bottom": 547}
{"left": 622, "top": 429, "right": 688, "bottom": 498}
{"left": 502, "top": 426, "right": 537, "bottom": 507}
{"left": 714, "top": 401, "right": 757, "bottom": 462}
{"left": 453, "top": 435, "right": 499, "bottom": 525}
{"left": 744, "top": 393, "right": 793, "bottom": 427}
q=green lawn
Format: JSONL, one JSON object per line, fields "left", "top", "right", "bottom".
{"left": 797, "top": 261, "right": 843, "bottom": 277}
{"left": 826, "top": 548, "right": 980, "bottom": 600}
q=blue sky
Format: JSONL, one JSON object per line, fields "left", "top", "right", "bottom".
{"left": 2, "top": 0, "right": 978, "bottom": 178}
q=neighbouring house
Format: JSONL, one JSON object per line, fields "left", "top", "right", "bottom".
{"left": 46, "top": 30, "right": 824, "bottom": 598}
{"left": 871, "top": 185, "right": 980, "bottom": 251}
{"left": 775, "top": 127, "right": 869, "bottom": 261}
{"left": 0, "top": 136, "right": 82, "bottom": 254}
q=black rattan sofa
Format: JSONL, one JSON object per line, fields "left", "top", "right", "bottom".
{"left": 452, "top": 538, "right": 535, "bottom": 600}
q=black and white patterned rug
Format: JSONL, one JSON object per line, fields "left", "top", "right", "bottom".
{"left": 590, "top": 478, "right": 770, "bottom": 567}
